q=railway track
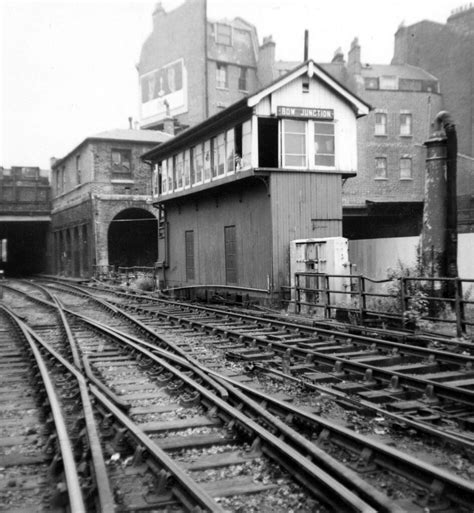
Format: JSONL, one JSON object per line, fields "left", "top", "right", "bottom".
{"left": 3, "top": 279, "right": 474, "bottom": 511}
{"left": 0, "top": 305, "right": 86, "bottom": 512}
{"left": 40, "top": 279, "right": 474, "bottom": 443}
{"left": 2, "top": 280, "right": 392, "bottom": 512}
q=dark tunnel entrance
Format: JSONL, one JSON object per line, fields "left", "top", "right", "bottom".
{"left": 107, "top": 208, "right": 158, "bottom": 268}
{"left": 0, "top": 221, "right": 49, "bottom": 276}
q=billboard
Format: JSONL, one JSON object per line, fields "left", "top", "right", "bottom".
{"left": 139, "top": 58, "right": 188, "bottom": 127}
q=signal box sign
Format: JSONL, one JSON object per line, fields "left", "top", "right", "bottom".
{"left": 277, "top": 106, "right": 334, "bottom": 120}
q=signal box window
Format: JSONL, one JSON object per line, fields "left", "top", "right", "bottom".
{"left": 374, "top": 112, "right": 387, "bottom": 136}
{"left": 375, "top": 157, "right": 387, "bottom": 179}
{"left": 282, "top": 119, "right": 306, "bottom": 168}
{"left": 400, "top": 157, "right": 413, "bottom": 180}
{"left": 314, "top": 122, "right": 335, "bottom": 167}
{"left": 112, "top": 149, "right": 132, "bottom": 176}
{"left": 224, "top": 225, "right": 237, "bottom": 285}
{"left": 400, "top": 113, "right": 412, "bottom": 136}
{"left": 216, "top": 23, "right": 232, "bottom": 46}
{"left": 216, "top": 63, "right": 228, "bottom": 89}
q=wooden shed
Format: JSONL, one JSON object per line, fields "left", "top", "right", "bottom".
{"left": 142, "top": 60, "right": 370, "bottom": 296}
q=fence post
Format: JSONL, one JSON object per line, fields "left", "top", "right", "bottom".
{"left": 295, "top": 274, "right": 301, "bottom": 314}
{"left": 455, "top": 278, "right": 466, "bottom": 337}
{"left": 325, "top": 274, "right": 331, "bottom": 319}
{"left": 400, "top": 277, "right": 407, "bottom": 328}
{"left": 358, "top": 276, "right": 365, "bottom": 325}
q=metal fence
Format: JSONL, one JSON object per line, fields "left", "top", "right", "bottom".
{"left": 283, "top": 272, "right": 474, "bottom": 337}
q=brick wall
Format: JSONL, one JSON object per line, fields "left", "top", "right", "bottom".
{"left": 393, "top": 19, "right": 474, "bottom": 156}
{"left": 344, "top": 90, "right": 443, "bottom": 205}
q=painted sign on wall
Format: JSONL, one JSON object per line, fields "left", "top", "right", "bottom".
{"left": 140, "top": 58, "right": 188, "bottom": 127}
{"left": 277, "top": 106, "right": 334, "bottom": 120}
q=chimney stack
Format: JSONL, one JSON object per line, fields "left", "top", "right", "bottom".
{"left": 348, "top": 37, "right": 361, "bottom": 75}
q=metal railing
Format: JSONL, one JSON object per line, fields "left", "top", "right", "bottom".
{"left": 282, "top": 272, "right": 474, "bottom": 337}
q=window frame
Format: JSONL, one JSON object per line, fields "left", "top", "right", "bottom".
{"left": 216, "top": 62, "right": 228, "bottom": 89}
{"left": 374, "top": 112, "right": 388, "bottom": 136}
{"left": 281, "top": 119, "right": 307, "bottom": 169}
{"left": 400, "top": 112, "right": 413, "bottom": 137}
{"left": 374, "top": 157, "right": 388, "bottom": 180}
{"left": 399, "top": 157, "right": 413, "bottom": 180}
{"left": 215, "top": 23, "right": 232, "bottom": 46}
{"left": 111, "top": 148, "right": 132, "bottom": 177}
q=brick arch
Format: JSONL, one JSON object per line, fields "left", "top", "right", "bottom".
{"left": 107, "top": 207, "right": 158, "bottom": 268}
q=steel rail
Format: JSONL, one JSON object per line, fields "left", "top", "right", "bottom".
{"left": 208, "top": 369, "right": 474, "bottom": 510}
{"left": 57, "top": 305, "right": 379, "bottom": 511}
{"left": 0, "top": 305, "right": 87, "bottom": 513}
{"left": 144, "top": 311, "right": 474, "bottom": 406}
{"left": 3, "top": 293, "right": 225, "bottom": 512}
{"left": 30, "top": 281, "right": 474, "bottom": 447}
{"left": 96, "top": 322, "right": 474, "bottom": 511}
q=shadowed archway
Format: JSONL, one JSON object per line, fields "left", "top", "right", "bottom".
{"left": 108, "top": 208, "right": 158, "bottom": 268}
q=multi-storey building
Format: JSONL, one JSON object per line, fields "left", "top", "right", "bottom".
{"left": 326, "top": 39, "right": 443, "bottom": 242}
{"left": 0, "top": 166, "right": 51, "bottom": 275}
{"left": 392, "top": 4, "right": 474, "bottom": 233}
{"left": 50, "top": 129, "right": 170, "bottom": 277}
{"left": 137, "top": 0, "right": 274, "bottom": 131}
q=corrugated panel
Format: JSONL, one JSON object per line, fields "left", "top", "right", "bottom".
{"left": 270, "top": 172, "right": 343, "bottom": 287}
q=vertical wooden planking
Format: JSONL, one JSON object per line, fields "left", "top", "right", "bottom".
{"left": 164, "top": 180, "right": 272, "bottom": 289}
{"left": 270, "top": 171, "right": 343, "bottom": 288}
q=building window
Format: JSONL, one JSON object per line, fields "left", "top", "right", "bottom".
{"left": 314, "top": 122, "right": 335, "bottom": 167}
{"left": 282, "top": 119, "right": 306, "bottom": 168}
{"left": 193, "top": 144, "right": 203, "bottom": 184}
{"left": 111, "top": 149, "right": 131, "bottom": 176}
{"left": 379, "top": 76, "right": 397, "bottom": 90}
{"left": 76, "top": 155, "right": 81, "bottom": 184}
{"left": 216, "top": 63, "right": 228, "bottom": 88}
{"left": 375, "top": 157, "right": 387, "bottom": 179}
{"left": 399, "top": 79, "right": 422, "bottom": 92}
{"left": 215, "top": 23, "right": 232, "bottom": 46}
{"left": 238, "top": 67, "right": 248, "bottom": 91}
{"left": 224, "top": 225, "right": 237, "bottom": 285}
{"left": 210, "top": 137, "right": 218, "bottom": 178}
{"left": 364, "top": 77, "right": 379, "bottom": 90}
{"left": 185, "top": 230, "right": 195, "bottom": 281}
{"left": 175, "top": 153, "right": 183, "bottom": 189}
{"left": 226, "top": 129, "right": 235, "bottom": 173}
{"left": 184, "top": 150, "right": 191, "bottom": 188}
{"left": 203, "top": 140, "right": 211, "bottom": 182}
{"left": 217, "top": 133, "right": 226, "bottom": 176}
{"left": 374, "top": 112, "right": 387, "bottom": 136}
{"left": 400, "top": 113, "right": 412, "bottom": 136}
{"left": 400, "top": 157, "right": 413, "bottom": 179}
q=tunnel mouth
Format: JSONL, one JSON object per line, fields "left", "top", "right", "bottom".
{"left": 0, "top": 221, "right": 49, "bottom": 277}
{"left": 107, "top": 208, "right": 158, "bottom": 268}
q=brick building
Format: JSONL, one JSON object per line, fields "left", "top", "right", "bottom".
{"left": 137, "top": 0, "right": 274, "bottom": 131}
{"left": 392, "top": 4, "right": 474, "bottom": 233}
{"left": 0, "top": 167, "right": 51, "bottom": 275}
{"left": 327, "top": 40, "right": 443, "bottom": 240}
{"left": 50, "top": 129, "right": 171, "bottom": 277}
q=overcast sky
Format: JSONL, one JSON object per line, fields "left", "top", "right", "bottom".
{"left": 0, "top": 0, "right": 463, "bottom": 170}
